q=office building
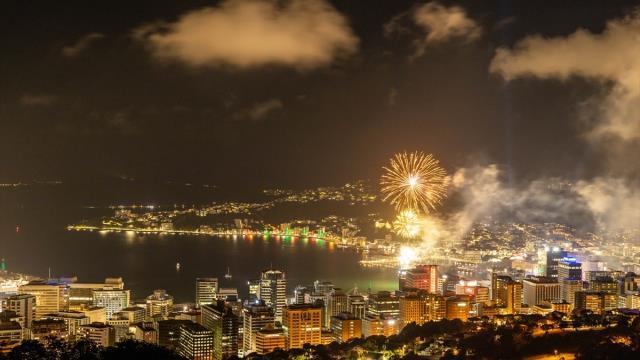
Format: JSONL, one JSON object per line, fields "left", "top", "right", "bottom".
{"left": 455, "top": 281, "right": 490, "bottom": 305}
{"left": 5, "top": 294, "right": 36, "bottom": 329}
{"left": 575, "top": 291, "right": 618, "bottom": 314}
{"left": 80, "top": 306, "right": 106, "bottom": 324}
{"left": 130, "top": 322, "right": 156, "bottom": 344}
{"left": 362, "top": 314, "right": 399, "bottom": 337}
{"left": 561, "top": 279, "right": 582, "bottom": 305}
{"left": 367, "top": 291, "right": 400, "bottom": 318}
{"left": 491, "top": 274, "right": 523, "bottom": 314}
{"left": 330, "top": 312, "right": 362, "bottom": 343}
{"left": 247, "top": 280, "right": 260, "bottom": 301}
{"left": 79, "top": 322, "right": 115, "bottom": 347}
{"left": 115, "top": 306, "right": 146, "bottom": 325}
{"left": 242, "top": 301, "right": 275, "bottom": 355}
{"left": 325, "top": 288, "right": 348, "bottom": 326}
{"left": 522, "top": 277, "right": 560, "bottom": 306}
{"left": 196, "top": 278, "right": 219, "bottom": 307}
{"left": 404, "top": 265, "right": 438, "bottom": 293}
{"left": 399, "top": 291, "right": 445, "bottom": 327}
{"left": 255, "top": 325, "right": 286, "bottom": 355}
{"left": 146, "top": 289, "right": 174, "bottom": 320}
{"left": 68, "top": 278, "right": 125, "bottom": 310}
{"left": 31, "top": 319, "right": 68, "bottom": 342}
{"left": 546, "top": 248, "right": 568, "bottom": 278}
{"left": 282, "top": 304, "right": 322, "bottom": 349}
{"left": 156, "top": 319, "right": 192, "bottom": 349}
{"left": 202, "top": 301, "right": 239, "bottom": 360}
{"left": 43, "top": 311, "right": 91, "bottom": 340}
{"left": 92, "top": 288, "right": 130, "bottom": 319}
{"left": 178, "top": 322, "right": 214, "bottom": 360}
{"left": 347, "top": 294, "right": 366, "bottom": 319}
{"left": 557, "top": 257, "right": 582, "bottom": 281}
{"left": 258, "top": 270, "right": 286, "bottom": 322}
{"left": 589, "top": 276, "right": 618, "bottom": 294}
{"left": 445, "top": 295, "right": 470, "bottom": 321}
{"left": 18, "top": 282, "right": 68, "bottom": 319}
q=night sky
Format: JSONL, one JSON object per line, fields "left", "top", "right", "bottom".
{"left": 2, "top": 0, "right": 638, "bottom": 189}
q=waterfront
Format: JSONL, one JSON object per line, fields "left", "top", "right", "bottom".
{"left": 0, "top": 185, "right": 397, "bottom": 302}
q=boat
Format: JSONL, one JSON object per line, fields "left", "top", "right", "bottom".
{"left": 176, "top": 262, "right": 181, "bottom": 271}
{"left": 224, "top": 267, "right": 232, "bottom": 279}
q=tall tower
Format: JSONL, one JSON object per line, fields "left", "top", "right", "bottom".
{"left": 258, "top": 269, "right": 286, "bottom": 322}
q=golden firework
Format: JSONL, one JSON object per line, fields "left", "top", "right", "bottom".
{"left": 381, "top": 151, "right": 448, "bottom": 213}
{"left": 393, "top": 209, "right": 421, "bottom": 238}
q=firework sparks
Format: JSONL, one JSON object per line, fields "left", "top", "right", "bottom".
{"left": 381, "top": 151, "right": 448, "bottom": 213}
{"left": 393, "top": 209, "right": 422, "bottom": 238}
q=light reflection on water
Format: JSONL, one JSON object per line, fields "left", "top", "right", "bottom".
{"left": 4, "top": 227, "right": 397, "bottom": 302}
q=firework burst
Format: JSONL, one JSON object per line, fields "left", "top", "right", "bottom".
{"left": 393, "top": 209, "right": 422, "bottom": 238}
{"left": 381, "top": 151, "right": 448, "bottom": 213}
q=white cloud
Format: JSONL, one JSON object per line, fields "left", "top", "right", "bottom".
{"left": 134, "top": 0, "right": 358, "bottom": 70}
{"left": 62, "top": 33, "right": 105, "bottom": 57}
{"left": 490, "top": 10, "right": 640, "bottom": 141}
{"left": 386, "top": 2, "right": 481, "bottom": 59}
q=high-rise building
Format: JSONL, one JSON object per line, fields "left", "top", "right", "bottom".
{"left": 330, "top": 312, "right": 362, "bottom": 343}
{"left": 491, "top": 274, "right": 522, "bottom": 314}
{"left": 202, "top": 301, "right": 239, "bottom": 360}
{"left": 326, "top": 288, "right": 348, "bottom": 326}
{"left": 258, "top": 270, "right": 286, "bottom": 322}
{"left": 255, "top": 325, "right": 286, "bottom": 355}
{"left": 6, "top": 294, "right": 36, "bottom": 329}
{"left": 561, "top": 279, "right": 582, "bottom": 305}
{"left": 522, "top": 277, "right": 561, "bottom": 306}
{"left": 282, "top": 304, "right": 322, "bottom": 349}
{"left": 178, "top": 322, "right": 214, "bottom": 360}
{"left": 557, "top": 257, "right": 582, "bottom": 281}
{"left": 404, "top": 265, "right": 438, "bottom": 293}
{"left": 92, "top": 288, "right": 130, "bottom": 319}
{"left": 146, "top": 290, "right": 174, "bottom": 320}
{"left": 18, "top": 282, "right": 68, "bottom": 319}
{"left": 196, "top": 278, "right": 219, "bottom": 307}
{"left": 79, "top": 323, "right": 115, "bottom": 347}
{"left": 247, "top": 280, "right": 260, "bottom": 301}
{"left": 546, "top": 248, "right": 568, "bottom": 278}
{"left": 242, "top": 300, "right": 275, "bottom": 355}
